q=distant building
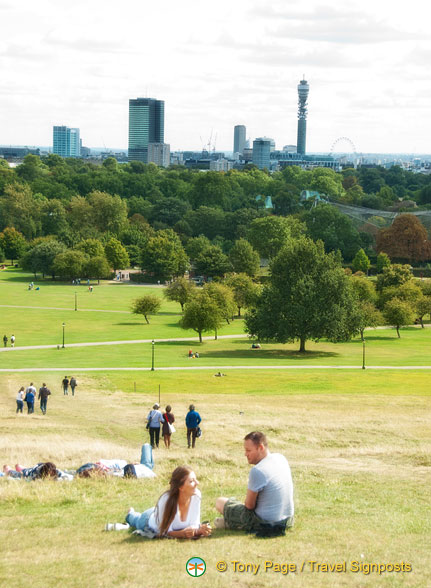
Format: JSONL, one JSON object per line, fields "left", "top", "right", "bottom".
{"left": 210, "top": 158, "right": 233, "bottom": 172}
{"left": 233, "top": 125, "right": 246, "bottom": 155}
{"left": 0, "top": 146, "right": 40, "bottom": 159}
{"left": 53, "top": 126, "right": 81, "bottom": 157}
{"left": 147, "top": 142, "right": 170, "bottom": 167}
{"left": 283, "top": 145, "right": 297, "bottom": 153}
{"left": 297, "top": 78, "right": 309, "bottom": 155}
{"left": 128, "top": 97, "right": 164, "bottom": 162}
{"left": 252, "top": 137, "right": 273, "bottom": 169}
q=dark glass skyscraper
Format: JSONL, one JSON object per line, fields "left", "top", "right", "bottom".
{"left": 233, "top": 125, "right": 246, "bottom": 154}
{"left": 128, "top": 98, "right": 164, "bottom": 162}
{"left": 297, "top": 79, "right": 309, "bottom": 155}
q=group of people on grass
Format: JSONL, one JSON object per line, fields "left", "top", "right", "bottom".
{"left": 3, "top": 334, "right": 15, "bottom": 347}
{"left": 62, "top": 376, "right": 78, "bottom": 396}
{"left": 16, "top": 382, "right": 51, "bottom": 415}
{"left": 147, "top": 403, "right": 202, "bottom": 450}
{"left": 122, "top": 431, "right": 294, "bottom": 539}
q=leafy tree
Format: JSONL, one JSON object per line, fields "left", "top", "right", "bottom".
{"left": 247, "top": 216, "right": 293, "bottom": 260}
{"left": 185, "top": 207, "right": 226, "bottom": 240}
{"left": 302, "top": 203, "right": 361, "bottom": 261}
{"left": 141, "top": 229, "right": 189, "bottom": 281}
{"left": 354, "top": 301, "right": 383, "bottom": 341}
{"left": 83, "top": 256, "right": 111, "bottom": 284}
{"left": 310, "top": 167, "right": 345, "bottom": 199}
{"left": 203, "top": 282, "right": 236, "bottom": 325}
{"left": 164, "top": 277, "right": 196, "bottom": 311}
{"left": 131, "top": 295, "right": 161, "bottom": 324}
{"left": 225, "top": 273, "right": 261, "bottom": 317}
{"left": 228, "top": 238, "right": 260, "bottom": 277}
{"left": 180, "top": 290, "right": 223, "bottom": 342}
{"left": 75, "top": 238, "right": 105, "bottom": 258}
{"left": 40, "top": 199, "right": 68, "bottom": 236}
{"left": 194, "top": 245, "right": 231, "bottom": 278}
{"left": 376, "top": 264, "right": 412, "bottom": 291}
{"left": 416, "top": 296, "right": 431, "bottom": 328}
{"left": 125, "top": 244, "right": 141, "bottom": 267}
{"left": 87, "top": 191, "right": 128, "bottom": 235}
{"left": 376, "top": 214, "right": 430, "bottom": 263}
{"left": 150, "top": 197, "right": 191, "bottom": 227}
{"left": 383, "top": 298, "right": 415, "bottom": 338}
{"left": 0, "top": 184, "right": 41, "bottom": 239}
{"left": 378, "top": 281, "right": 423, "bottom": 310}
{"left": 15, "top": 154, "right": 49, "bottom": 182}
{"left": 352, "top": 248, "right": 370, "bottom": 274}
{"left": 52, "top": 250, "right": 88, "bottom": 280}
{"left": 105, "top": 238, "right": 129, "bottom": 272}
{"left": 245, "top": 237, "right": 358, "bottom": 352}
{"left": 21, "top": 239, "right": 66, "bottom": 278}
{"left": 185, "top": 235, "right": 212, "bottom": 261}
{"left": 376, "top": 252, "right": 391, "bottom": 273}
{"left": 350, "top": 275, "right": 377, "bottom": 304}
{"left": 0, "top": 227, "right": 27, "bottom": 264}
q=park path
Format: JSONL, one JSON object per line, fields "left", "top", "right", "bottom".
{"left": 1, "top": 365, "right": 431, "bottom": 372}
{"left": 0, "top": 333, "right": 248, "bottom": 352}
{"left": 0, "top": 304, "right": 129, "bottom": 314}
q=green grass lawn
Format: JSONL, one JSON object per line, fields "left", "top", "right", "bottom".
{"left": 0, "top": 370, "right": 429, "bottom": 587}
{"left": 1, "top": 269, "right": 430, "bottom": 586}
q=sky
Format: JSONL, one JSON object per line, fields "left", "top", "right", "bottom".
{"left": 0, "top": 0, "right": 430, "bottom": 154}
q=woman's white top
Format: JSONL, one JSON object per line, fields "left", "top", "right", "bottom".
{"left": 16, "top": 390, "right": 24, "bottom": 401}
{"left": 149, "top": 488, "right": 201, "bottom": 534}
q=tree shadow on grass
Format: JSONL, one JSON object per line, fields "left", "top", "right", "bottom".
{"left": 200, "top": 348, "right": 339, "bottom": 361}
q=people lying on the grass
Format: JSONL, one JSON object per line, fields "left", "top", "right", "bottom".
{"left": 2, "top": 462, "right": 73, "bottom": 481}
{"left": 125, "top": 466, "right": 212, "bottom": 539}
{"left": 215, "top": 431, "right": 294, "bottom": 537}
{"left": 76, "top": 463, "right": 107, "bottom": 478}
{"left": 95, "top": 459, "right": 128, "bottom": 474}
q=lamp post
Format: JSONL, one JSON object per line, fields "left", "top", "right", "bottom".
{"left": 151, "top": 340, "right": 155, "bottom": 371}
{"left": 62, "top": 323, "right": 66, "bottom": 349}
{"left": 75, "top": 292, "right": 77, "bottom": 312}
{"left": 362, "top": 338, "right": 365, "bottom": 370}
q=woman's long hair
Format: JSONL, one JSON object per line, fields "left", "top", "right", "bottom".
{"left": 157, "top": 466, "right": 192, "bottom": 537}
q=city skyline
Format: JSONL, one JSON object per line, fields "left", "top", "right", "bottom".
{"left": 1, "top": 0, "right": 430, "bottom": 153}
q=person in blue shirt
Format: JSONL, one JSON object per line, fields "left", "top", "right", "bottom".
{"left": 185, "top": 404, "right": 201, "bottom": 449}
{"left": 147, "top": 403, "right": 165, "bottom": 449}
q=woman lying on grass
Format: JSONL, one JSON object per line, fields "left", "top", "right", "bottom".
{"left": 125, "top": 466, "right": 212, "bottom": 539}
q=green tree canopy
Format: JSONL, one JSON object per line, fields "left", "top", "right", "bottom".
{"left": 225, "top": 273, "right": 261, "bottom": 317}
{"left": 376, "top": 252, "right": 391, "bottom": 273}
{"left": 52, "top": 250, "right": 88, "bottom": 280}
{"left": 141, "top": 229, "right": 189, "bottom": 281}
{"left": 245, "top": 237, "right": 359, "bottom": 352}
{"left": 352, "top": 248, "right": 370, "bottom": 274}
{"left": 194, "top": 245, "right": 231, "bottom": 278}
{"left": 247, "top": 216, "right": 295, "bottom": 260}
{"left": 376, "top": 264, "right": 412, "bottom": 291}
{"left": 0, "top": 227, "right": 27, "bottom": 264}
{"left": 203, "top": 282, "right": 236, "bottom": 325}
{"left": 131, "top": 295, "right": 162, "bottom": 324}
{"left": 105, "top": 238, "right": 129, "bottom": 271}
{"left": 21, "top": 239, "right": 66, "bottom": 278}
{"left": 180, "top": 290, "right": 223, "bottom": 342}
{"left": 228, "top": 238, "right": 260, "bottom": 277}
{"left": 75, "top": 238, "right": 105, "bottom": 258}
{"left": 164, "top": 277, "right": 196, "bottom": 311}
{"left": 83, "top": 256, "right": 111, "bottom": 284}
{"left": 383, "top": 298, "right": 415, "bottom": 338}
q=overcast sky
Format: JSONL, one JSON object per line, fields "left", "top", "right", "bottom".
{"left": 1, "top": 0, "right": 430, "bottom": 153}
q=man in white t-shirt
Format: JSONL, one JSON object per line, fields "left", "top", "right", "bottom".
{"left": 215, "top": 431, "right": 294, "bottom": 536}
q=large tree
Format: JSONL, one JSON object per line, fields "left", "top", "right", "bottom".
{"left": 203, "top": 282, "right": 236, "bottom": 325}
{"left": 247, "top": 216, "right": 295, "bottom": 260}
{"left": 52, "top": 250, "right": 88, "bottom": 280}
{"left": 21, "top": 239, "right": 66, "bottom": 278}
{"left": 194, "top": 245, "right": 231, "bottom": 279}
{"left": 164, "top": 277, "right": 195, "bottom": 311}
{"left": 228, "top": 238, "right": 260, "bottom": 277}
{"left": 246, "top": 237, "right": 359, "bottom": 352}
{"left": 141, "top": 229, "right": 189, "bottom": 281}
{"left": 376, "top": 214, "right": 431, "bottom": 263}
{"left": 105, "top": 238, "right": 129, "bottom": 272}
{"left": 0, "top": 227, "right": 27, "bottom": 264}
{"left": 131, "top": 295, "right": 161, "bottom": 324}
{"left": 225, "top": 273, "right": 261, "bottom": 317}
{"left": 383, "top": 298, "right": 415, "bottom": 338}
{"left": 180, "top": 291, "right": 224, "bottom": 342}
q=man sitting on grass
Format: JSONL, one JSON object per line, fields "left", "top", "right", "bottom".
{"left": 214, "top": 431, "right": 294, "bottom": 537}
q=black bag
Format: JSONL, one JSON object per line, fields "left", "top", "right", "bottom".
{"left": 196, "top": 426, "right": 202, "bottom": 437}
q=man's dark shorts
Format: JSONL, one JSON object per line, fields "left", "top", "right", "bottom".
{"left": 223, "top": 499, "right": 294, "bottom": 536}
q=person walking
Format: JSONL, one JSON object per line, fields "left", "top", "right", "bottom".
{"left": 3, "top": 334, "right": 7, "bottom": 347}
{"left": 185, "top": 404, "right": 201, "bottom": 449}
{"left": 16, "top": 387, "right": 25, "bottom": 413}
{"left": 38, "top": 383, "right": 51, "bottom": 415}
{"left": 62, "top": 376, "right": 69, "bottom": 395}
{"left": 146, "top": 403, "right": 164, "bottom": 449}
{"left": 70, "top": 377, "right": 77, "bottom": 396}
{"left": 25, "top": 383, "right": 36, "bottom": 414}
{"left": 162, "top": 405, "right": 175, "bottom": 449}
{"left": 10, "top": 334, "right": 15, "bottom": 347}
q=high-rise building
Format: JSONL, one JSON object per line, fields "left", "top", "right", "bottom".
{"left": 297, "top": 78, "right": 309, "bottom": 155}
{"left": 53, "top": 126, "right": 81, "bottom": 157}
{"left": 128, "top": 97, "right": 165, "bottom": 162}
{"left": 233, "top": 125, "right": 246, "bottom": 155}
{"left": 147, "top": 143, "right": 170, "bottom": 168}
{"left": 252, "top": 137, "right": 273, "bottom": 169}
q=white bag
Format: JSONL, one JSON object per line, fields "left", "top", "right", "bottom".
{"left": 168, "top": 423, "right": 176, "bottom": 434}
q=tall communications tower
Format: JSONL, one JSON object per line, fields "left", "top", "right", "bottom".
{"left": 297, "top": 78, "right": 309, "bottom": 155}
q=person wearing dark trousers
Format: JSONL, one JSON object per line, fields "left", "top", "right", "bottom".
{"left": 25, "top": 383, "right": 36, "bottom": 414}
{"left": 62, "top": 376, "right": 69, "bottom": 395}
{"left": 38, "top": 383, "right": 51, "bottom": 415}
{"left": 70, "top": 377, "right": 77, "bottom": 396}
{"left": 147, "top": 403, "right": 164, "bottom": 449}
{"left": 185, "top": 404, "right": 201, "bottom": 449}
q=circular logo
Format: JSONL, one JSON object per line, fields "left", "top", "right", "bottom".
{"left": 186, "top": 557, "right": 206, "bottom": 577}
